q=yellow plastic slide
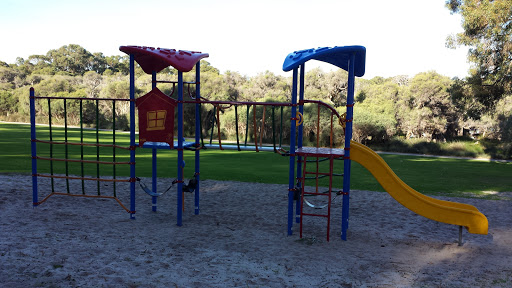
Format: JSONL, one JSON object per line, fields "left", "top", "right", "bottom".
{"left": 350, "top": 141, "right": 488, "bottom": 234}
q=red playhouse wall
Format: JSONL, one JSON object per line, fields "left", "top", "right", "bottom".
{"left": 135, "top": 87, "right": 177, "bottom": 147}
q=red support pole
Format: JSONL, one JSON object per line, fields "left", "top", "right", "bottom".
{"left": 300, "top": 156, "right": 308, "bottom": 239}
{"left": 327, "top": 157, "right": 334, "bottom": 242}
{"left": 260, "top": 106, "right": 266, "bottom": 148}
{"left": 216, "top": 105, "right": 223, "bottom": 150}
{"left": 330, "top": 113, "right": 334, "bottom": 148}
{"left": 253, "top": 105, "right": 259, "bottom": 152}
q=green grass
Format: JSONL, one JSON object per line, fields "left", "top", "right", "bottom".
{"left": 1, "top": 122, "right": 511, "bottom": 197}
{"left": 369, "top": 137, "right": 512, "bottom": 160}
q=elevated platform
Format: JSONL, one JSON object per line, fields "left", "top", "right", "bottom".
{"left": 296, "top": 147, "right": 345, "bottom": 158}
{"left": 140, "top": 141, "right": 196, "bottom": 150}
{"left": 202, "top": 144, "right": 277, "bottom": 152}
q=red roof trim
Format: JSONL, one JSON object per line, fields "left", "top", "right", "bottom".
{"left": 120, "top": 45, "right": 209, "bottom": 73}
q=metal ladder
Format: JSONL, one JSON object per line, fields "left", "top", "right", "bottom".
{"left": 299, "top": 155, "right": 335, "bottom": 242}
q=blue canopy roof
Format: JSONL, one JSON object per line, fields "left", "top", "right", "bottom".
{"left": 282, "top": 46, "right": 366, "bottom": 77}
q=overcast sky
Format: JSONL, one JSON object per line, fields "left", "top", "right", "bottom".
{"left": 0, "top": 0, "right": 470, "bottom": 79}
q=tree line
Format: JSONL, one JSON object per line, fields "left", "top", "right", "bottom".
{"left": 0, "top": 43, "right": 511, "bottom": 148}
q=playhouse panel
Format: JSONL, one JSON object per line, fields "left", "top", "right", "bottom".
{"left": 135, "top": 87, "right": 177, "bottom": 147}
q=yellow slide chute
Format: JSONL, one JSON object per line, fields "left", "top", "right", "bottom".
{"left": 350, "top": 141, "right": 488, "bottom": 235}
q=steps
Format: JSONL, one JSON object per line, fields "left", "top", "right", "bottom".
{"left": 296, "top": 147, "right": 344, "bottom": 242}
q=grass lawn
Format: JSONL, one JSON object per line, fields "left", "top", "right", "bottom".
{"left": 1, "top": 122, "right": 511, "bottom": 197}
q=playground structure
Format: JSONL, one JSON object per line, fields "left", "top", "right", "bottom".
{"left": 30, "top": 45, "right": 488, "bottom": 242}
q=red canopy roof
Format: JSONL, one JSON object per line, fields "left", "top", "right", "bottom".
{"left": 119, "top": 46, "right": 209, "bottom": 73}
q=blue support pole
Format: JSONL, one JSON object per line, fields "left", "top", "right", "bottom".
{"left": 177, "top": 71, "right": 184, "bottom": 226}
{"left": 129, "top": 54, "right": 136, "bottom": 219}
{"left": 296, "top": 64, "right": 305, "bottom": 223}
{"left": 151, "top": 71, "right": 158, "bottom": 212}
{"left": 287, "top": 68, "right": 298, "bottom": 236}
{"left": 194, "top": 62, "right": 201, "bottom": 215}
{"left": 30, "top": 87, "right": 38, "bottom": 207}
{"left": 341, "top": 53, "right": 356, "bottom": 240}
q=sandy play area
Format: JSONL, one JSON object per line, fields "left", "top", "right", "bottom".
{"left": 1, "top": 173, "right": 511, "bottom": 287}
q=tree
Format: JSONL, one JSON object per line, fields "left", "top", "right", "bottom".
{"left": 397, "top": 72, "right": 456, "bottom": 139}
{"left": 223, "top": 71, "right": 246, "bottom": 101}
{"left": 26, "top": 74, "right": 44, "bottom": 86}
{"left": 46, "top": 44, "right": 93, "bottom": 75}
{"left": 325, "top": 69, "right": 349, "bottom": 107}
{"left": 199, "top": 60, "right": 220, "bottom": 74}
{"left": 353, "top": 78, "right": 400, "bottom": 142}
{"left": 0, "top": 66, "right": 17, "bottom": 89}
{"left": 105, "top": 55, "right": 129, "bottom": 75}
{"left": 446, "top": 0, "right": 512, "bottom": 111}
{"left": 304, "top": 68, "right": 327, "bottom": 100}
{"left": 244, "top": 71, "right": 288, "bottom": 101}
{"left": 98, "top": 81, "right": 131, "bottom": 130}
{"left": 83, "top": 71, "right": 103, "bottom": 98}
{"left": 89, "top": 52, "right": 107, "bottom": 74}
{"left": 303, "top": 68, "right": 349, "bottom": 107}
{"left": 0, "top": 90, "right": 18, "bottom": 115}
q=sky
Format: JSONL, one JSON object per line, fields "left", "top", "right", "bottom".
{"left": 0, "top": 0, "right": 470, "bottom": 79}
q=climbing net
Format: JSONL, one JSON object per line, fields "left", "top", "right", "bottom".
{"left": 30, "top": 89, "right": 135, "bottom": 215}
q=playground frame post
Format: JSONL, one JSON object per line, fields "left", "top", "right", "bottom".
{"left": 194, "top": 62, "right": 201, "bottom": 215}
{"left": 129, "top": 54, "right": 136, "bottom": 220}
{"left": 151, "top": 71, "right": 158, "bottom": 212}
{"left": 287, "top": 67, "right": 298, "bottom": 236}
{"left": 341, "top": 53, "right": 356, "bottom": 240}
{"left": 296, "top": 64, "right": 305, "bottom": 224}
{"left": 177, "top": 71, "right": 184, "bottom": 226}
{"left": 30, "top": 87, "right": 38, "bottom": 207}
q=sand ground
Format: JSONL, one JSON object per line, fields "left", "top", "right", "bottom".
{"left": 1, "top": 174, "right": 511, "bottom": 287}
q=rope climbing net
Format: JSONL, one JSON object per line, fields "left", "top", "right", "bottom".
{"left": 30, "top": 88, "right": 136, "bottom": 215}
